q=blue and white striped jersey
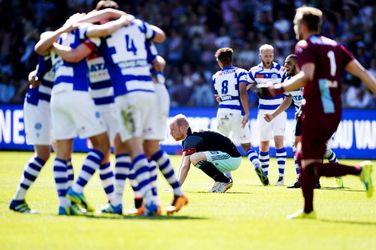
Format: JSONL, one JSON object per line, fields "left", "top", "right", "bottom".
{"left": 249, "top": 62, "right": 284, "bottom": 111}
{"left": 87, "top": 51, "right": 114, "bottom": 108}
{"left": 26, "top": 55, "right": 54, "bottom": 105}
{"left": 100, "top": 19, "right": 156, "bottom": 97}
{"left": 212, "top": 66, "right": 249, "bottom": 114}
{"left": 281, "top": 72, "right": 303, "bottom": 111}
{"left": 51, "top": 24, "right": 99, "bottom": 95}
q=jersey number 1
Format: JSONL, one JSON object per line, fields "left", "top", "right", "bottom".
{"left": 319, "top": 50, "right": 337, "bottom": 114}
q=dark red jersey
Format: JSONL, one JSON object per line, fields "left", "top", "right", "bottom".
{"left": 295, "top": 35, "right": 354, "bottom": 118}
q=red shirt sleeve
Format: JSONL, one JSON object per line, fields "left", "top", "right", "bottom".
{"left": 82, "top": 39, "right": 96, "bottom": 52}
{"left": 340, "top": 44, "right": 355, "bottom": 67}
{"left": 184, "top": 147, "right": 197, "bottom": 156}
{"left": 295, "top": 40, "right": 315, "bottom": 69}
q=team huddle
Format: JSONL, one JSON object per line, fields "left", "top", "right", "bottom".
{"left": 9, "top": 3, "right": 376, "bottom": 219}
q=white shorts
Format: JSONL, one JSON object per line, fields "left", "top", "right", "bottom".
{"left": 51, "top": 91, "right": 107, "bottom": 140}
{"left": 24, "top": 100, "right": 52, "bottom": 145}
{"left": 143, "top": 84, "right": 170, "bottom": 141}
{"left": 216, "top": 109, "right": 252, "bottom": 144}
{"left": 115, "top": 91, "right": 158, "bottom": 142}
{"left": 257, "top": 109, "right": 287, "bottom": 141}
{"left": 97, "top": 105, "right": 118, "bottom": 146}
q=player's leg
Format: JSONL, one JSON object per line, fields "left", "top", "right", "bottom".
{"left": 104, "top": 135, "right": 131, "bottom": 214}
{"left": 199, "top": 151, "right": 242, "bottom": 193}
{"left": 68, "top": 132, "right": 108, "bottom": 212}
{"left": 272, "top": 112, "right": 287, "bottom": 185}
{"left": 99, "top": 153, "right": 115, "bottom": 203}
{"left": 54, "top": 139, "right": 80, "bottom": 215}
{"left": 98, "top": 110, "right": 117, "bottom": 207}
{"left": 258, "top": 111, "right": 271, "bottom": 177}
{"left": 10, "top": 145, "right": 50, "bottom": 213}
{"left": 274, "top": 136, "right": 286, "bottom": 185}
{"left": 190, "top": 152, "right": 233, "bottom": 190}
{"left": 10, "top": 101, "right": 52, "bottom": 213}
{"left": 242, "top": 143, "right": 269, "bottom": 185}
{"left": 64, "top": 92, "right": 108, "bottom": 212}
{"left": 324, "top": 143, "right": 344, "bottom": 188}
{"left": 116, "top": 92, "right": 158, "bottom": 215}
{"left": 259, "top": 141, "right": 270, "bottom": 176}
{"left": 288, "top": 135, "right": 301, "bottom": 188}
{"left": 216, "top": 109, "right": 233, "bottom": 180}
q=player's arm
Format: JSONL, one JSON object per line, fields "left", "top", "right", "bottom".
{"left": 52, "top": 42, "right": 94, "bottom": 63}
{"left": 345, "top": 59, "right": 376, "bottom": 95}
{"left": 85, "top": 14, "right": 133, "bottom": 37}
{"left": 264, "top": 96, "right": 292, "bottom": 122}
{"left": 152, "top": 55, "right": 166, "bottom": 72}
{"left": 255, "top": 63, "right": 313, "bottom": 98}
{"left": 177, "top": 153, "right": 191, "bottom": 186}
{"left": 34, "top": 14, "right": 84, "bottom": 55}
{"left": 282, "top": 63, "right": 313, "bottom": 91}
{"left": 78, "top": 8, "right": 127, "bottom": 24}
{"left": 239, "top": 81, "right": 249, "bottom": 128}
{"left": 150, "top": 25, "right": 166, "bottom": 43}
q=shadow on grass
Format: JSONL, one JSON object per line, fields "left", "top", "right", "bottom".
{"left": 56, "top": 213, "right": 207, "bottom": 221}
{"left": 319, "top": 218, "right": 376, "bottom": 226}
{"left": 318, "top": 187, "right": 365, "bottom": 193}
{"left": 187, "top": 191, "right": 253, "bottom": 194}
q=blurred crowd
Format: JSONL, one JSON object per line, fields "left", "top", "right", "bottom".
{"left": 0, "top": 0, "right": 375, "bottom": 108}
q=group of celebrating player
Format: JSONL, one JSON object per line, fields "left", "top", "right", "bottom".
{"left": 9, "top": 2, "right": 376, "bottom": 219}
{"left": 9, "top": 0, "right": 187, "bottom": 216}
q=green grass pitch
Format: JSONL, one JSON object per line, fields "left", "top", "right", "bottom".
{"left": 1, "top": 152, "right": 375, "bottom": 250}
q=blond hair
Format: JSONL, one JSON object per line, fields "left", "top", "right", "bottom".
{"left": 259, "top": 44, "right": 274, "bottom": 54}
{"left": 295, "top": 6, "right": 323, "bottom": 33}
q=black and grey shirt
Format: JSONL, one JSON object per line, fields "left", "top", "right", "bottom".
{"left": 182, "top": 128, "right": 241, "bottom": 157}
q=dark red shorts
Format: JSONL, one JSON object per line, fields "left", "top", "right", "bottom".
{"left": 300, "top": 114, "right": 341, "bottom": 159}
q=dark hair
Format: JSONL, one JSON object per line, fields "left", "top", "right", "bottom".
{"left": 286, "top": 54, "right": 297, "bottom": 61}
{"left": 95, "top": 0, "right": 119, "bottom": 10}
{"left": 215, "top": 48, "right": 233, "bottom": 65}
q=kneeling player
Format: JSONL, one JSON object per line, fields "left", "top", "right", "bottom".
{"left": 170, "top": 114, "right": 242, "bottom": 193}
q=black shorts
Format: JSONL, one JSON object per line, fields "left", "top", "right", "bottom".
{"left": 295, "top": 115, "right": 302, "bottom": 136}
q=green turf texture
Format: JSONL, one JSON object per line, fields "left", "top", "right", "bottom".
{"left": 1, "top": 152, "right": 375, "bottom": 250}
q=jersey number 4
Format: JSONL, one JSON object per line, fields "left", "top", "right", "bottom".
{"left": 125, "top": 35, "right": 137, "bottom": 55}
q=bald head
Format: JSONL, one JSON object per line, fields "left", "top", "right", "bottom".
{"left": 169, "top": 114, "right": 189, "bottom": 141}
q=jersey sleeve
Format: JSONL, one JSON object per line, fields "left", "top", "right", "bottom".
{"left": 145, "top": 41, "right": 158, "bottom": 63}
{"left": 295, "top": 40, "right": 315, "bottom": 69}
{"left": 238, "top": 69, "right": 249, "bottom": 84}
{"left": 212, "top": 74, "right": 219, "bottom": 95}
{"left": 35, "top": 56, "right": 51, "bottom": 78}
{"left": 248, "top": 70, "right": 256, "bottom": 84}
{"left": 137, "top": 19, "right": 155, "bottom": 40}
{"left": 340, "top": 44, "right": 355, "bottom": 66}
{"left": 182, "top": 135, "right": 203, "bottom": 156}
{"left": 80, "top": 24, "right": 101, "bottom": 48}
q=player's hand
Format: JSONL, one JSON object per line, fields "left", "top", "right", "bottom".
{"left": 264, "top": 113, "right": 274, "bottom": 122}
{"left": 295, "top": 103, "right": 303, "bottom": 119}
{"left": 63, "top": 13, "right": 85, "bottom": 32}
{"left": 254, "top": 82, "right": 284, "bottom": 98}
{"left": 241, "top": 114, "right": 249, "bottom": 128}
{"left": 215, "top": 94, "right": 221, "bottom": 103}
{"left": 28, "top": 70, "right": 40, "bottom": 88}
